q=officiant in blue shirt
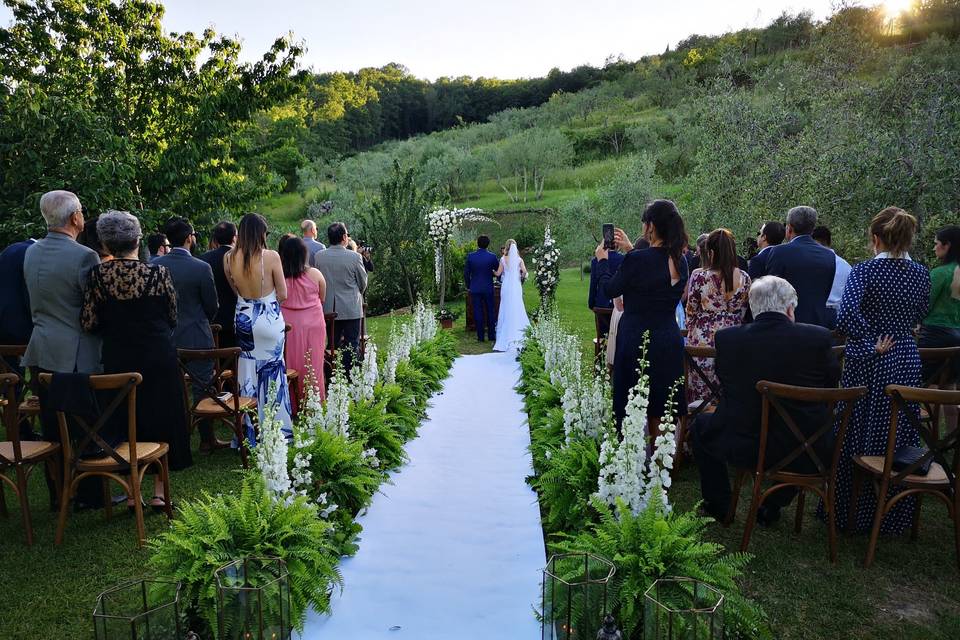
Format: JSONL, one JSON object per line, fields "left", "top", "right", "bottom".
{"left": 465, "top": 235, "right": 500, "bottom": 343}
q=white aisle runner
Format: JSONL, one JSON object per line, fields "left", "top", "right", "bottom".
{"left": 300, "top": 351, "right": 545, "bottom": 639}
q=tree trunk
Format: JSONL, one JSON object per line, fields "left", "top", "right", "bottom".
{"left": 399, "top": 258, "right": 416, "bottom": 307}
{"left": 438, "top": 245, "right": 447, "bottom": 310}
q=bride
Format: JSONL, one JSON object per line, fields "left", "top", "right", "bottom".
{"left": 493, "top": 239, "right": 530, "bottom": 352}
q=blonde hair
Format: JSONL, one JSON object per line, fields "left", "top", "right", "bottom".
{"left": 870, "top": 207, "right": 917, "bottom": 257}
{"left": 505, "top": 238, "right": 517, "bottom": 250}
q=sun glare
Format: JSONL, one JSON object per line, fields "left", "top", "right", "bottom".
{"left": 882, "top": 0, "right": 916, "bottom": 17}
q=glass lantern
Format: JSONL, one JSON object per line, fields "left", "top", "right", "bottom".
{"left": 643, "top": 577, "right": 724, "bottom": 640}
{"left": 93, "top": 578, "right": 183, "bottom": 640}
{"left": 541, "top": 552, "right": 617, "bottom": 640}
{"left": 215, "top": 557, "right": 292, "bottom": 640}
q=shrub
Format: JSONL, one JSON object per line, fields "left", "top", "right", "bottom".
{"left": 551, "top": 493, "right": 771, "bottom": 640}
{"left": 348, "top": 396, "right": 407, "bottom": 471}
{"left": 291, "top": 429, "right": 381, "bottom": 516}
{"left": 529, "top": 436, "right": 601, "bottom": 534}
{"left": 148, "top": 473, "right": 342, "bottom": 635}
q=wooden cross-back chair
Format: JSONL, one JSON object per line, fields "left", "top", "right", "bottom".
{"left": 591, "top": 307, "right": 613, "bottom": 360}
{"left": 283, "top": 323, "right": 301, "bottom": 418}
{"left": 210, "top": 323, "right": 222, "bottom": 349}
{"left": 39, "top": 372, "right": 172, "bottom": 547}
{"left": 176, "top": 347, "right": 256, "bottom": 468}
{"left": 0, "top": 372, "right": 61, "bottom": 545}
{"left": 675, "top": 345, "right": 720, "bottom": 470}
{"left": 917, "top": 346, "right": 960, "bottom": 436}
{"left": 850, "top": 384, "right": 960, "bottom": 569}
{"left": 729, "top": 381, "right": 868, "bottom": 563}
{"left": 0, "top": 344, "right": 41, "bottom": 431}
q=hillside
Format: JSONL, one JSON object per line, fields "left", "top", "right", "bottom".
{"left": 257, "top": 5, "right": 959, "bottom": 312}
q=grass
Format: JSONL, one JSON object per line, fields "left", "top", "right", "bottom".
{"left": 5, "top": 267, "right": 956, "bottom": 639}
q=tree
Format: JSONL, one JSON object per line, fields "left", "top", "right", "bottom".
{"left": 0, "top": 0, "right": 303, "bottom": 243}
{"left": 359, "top": 161, "right": 441, "bottom": 311}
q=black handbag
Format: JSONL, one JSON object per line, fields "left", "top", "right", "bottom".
{"left": 891, "top": 446, "right": 932, "bottom": 476}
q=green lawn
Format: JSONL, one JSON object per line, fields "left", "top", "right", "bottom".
{"left": 2, "top": 268, "right": 957, "bottom": 639}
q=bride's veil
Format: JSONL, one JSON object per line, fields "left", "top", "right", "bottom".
{"left": 505, "top": 242, "right": 521, "bottom": 276}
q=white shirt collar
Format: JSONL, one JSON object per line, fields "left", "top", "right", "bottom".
{"left": 874, "top": 251, "right": 911, "bottom": 260}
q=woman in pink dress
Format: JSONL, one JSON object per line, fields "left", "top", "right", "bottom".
{"left": 278, "top": 234, "right": 328, "bottom": 400}
{"left": 685, "top": 228, "right": 751, "bottom": 405}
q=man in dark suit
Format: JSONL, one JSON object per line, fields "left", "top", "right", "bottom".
{"left": 155, "top": 217, "right": 219, "bottom": 447}
{"left": 146, "top": 233, "right": 170, "bottom": 262}
{"left": 747, "top": 220, "right": 785, "bottom": 280}
{"left": 588, "top": 251, "right": 624, "bottom": 335}
{"left": 464, "top": 235, "right": 501, "bottom": 343}
{"left": 0, "top": 238, "right": 36, "bottom": 347}
{"left": 200, "top": 221, "right": 238, "bottom": 348}
{"left": 763, "top": 206, "right": 836, "bottom": 327}
{"left": 692, "top": 276, "right": 841, "bottom": 525}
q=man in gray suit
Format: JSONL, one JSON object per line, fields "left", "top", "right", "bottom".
{"left": 301, "top": 219, "right": 326, "bottom": 261}
{"left": 312, "top": 222, "right": 367, "bottom": 374}
{"left": 154, "top": 216, "right": 221, "bottom": 448}
{"left": 23, "top": 190, "right": 103, "bottom": 508}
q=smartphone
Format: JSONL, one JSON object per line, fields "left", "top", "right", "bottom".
{"left": 602, "top": 223, "right": 615, "bottom": 250}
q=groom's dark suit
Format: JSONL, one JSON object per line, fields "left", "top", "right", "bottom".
{"left": 464, "top": 248, "right": 500, "bottom": 342}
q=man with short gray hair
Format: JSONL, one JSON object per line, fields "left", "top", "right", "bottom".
{"left": 23, "top": 190, "right": 103, "bottom": 509}
{"left": 301, "top": 219, "right": 326, "bottom": 260}
{"left": 764, "top": 206, "right": 836, "bottom": 327}
{"left": 691, "top": 275, "right": 840, "bottom": 525}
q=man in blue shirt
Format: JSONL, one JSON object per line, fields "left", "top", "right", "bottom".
{"left": 812, "top": 226, "right": 852, "bottom": 330}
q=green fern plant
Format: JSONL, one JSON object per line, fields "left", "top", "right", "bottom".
{"left": 529, "top": 436, "right": 601, "bottom": 534}
{"left": 148, "top": 473, "right": 342, "bottom": 636}
{"left": 375, "top": 381, "right": 421, "bottom": 441}
{"left": 348, "top": 396, "right": 407, "bottom": 470}
{"left": 550, "top": 490, "right": 772, "bottom": 640}
{"left": 292, "top": 429, "right": 382, "bottom": 516}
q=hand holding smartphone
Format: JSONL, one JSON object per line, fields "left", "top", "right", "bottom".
{"left": 602, "top": 223, "right": 616, "bottom": 250}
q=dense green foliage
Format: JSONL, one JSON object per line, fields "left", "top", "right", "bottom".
{"left": 0, "top": 0, "right": 303, "bottom": 243}
{"left": 147, "top": 472, "right": 341, "bottom": 635}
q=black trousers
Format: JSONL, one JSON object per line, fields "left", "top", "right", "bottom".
{"left": 334, "top": 318, "right": 363, "bottom": 375}
{"left": 691, "top": 413, "right": 795, "bottom": 517}
{"left": 36, "top": 368, "right": 102, "bottom": 508}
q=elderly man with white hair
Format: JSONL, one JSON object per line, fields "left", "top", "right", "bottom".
{"left": 691, "top": 276, "right": 841, "bottom": 526}
{"left": 22, "top": 190, "right": 104, "bottom": 509}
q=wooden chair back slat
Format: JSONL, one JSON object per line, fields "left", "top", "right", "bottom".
{"left": 683, "top": 345, "right": 721, "bottom": 417}
{"left": 177, "top": 347, "right": 242, "bottom": 415}
{"left": 919, "top": 347, "right": 960, "bottom": 389}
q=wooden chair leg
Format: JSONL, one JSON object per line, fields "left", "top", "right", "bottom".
{"left": 910, "top": 496, "right": 922, "bottom": 541}
{"left": 826, "top": 484, "right": 838, "bottom": 564}
{"left": 864, "top": 480, "right": 890, "bottom": 568}
{"left": 130, "top": 472, "right": 146, "bottom": 547}
{"left": 740, "top": 476, "right": 763, "bottom": 552}
{"left": 725, "top": 469, "right": 746, "bottom": 526}
{"left": 55, "top": 475, "right": 75, "bottom": 546}
{"left": 794, "top": 489, "right": 806, "bottom": 534}
{"left": 236, "top": 414, "right": 249, "bottom": 469}
{"left": 953, "top": 499, "right": 960, "bottom": 571}
{"left": 44, "top": 456, "right": 62, "bottom": 506}
{"left": 160, "top": 456, "right": 173, "bottom": 520}
{"left": 0, "top": 476, "right": 7, "bottom": 517}
{"left": 15, "top": 466, "right": 34, "bottom": 546}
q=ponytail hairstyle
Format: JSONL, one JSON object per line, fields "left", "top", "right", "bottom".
{"left": 236, "top": 213, "right": 268, "bottom": 274}
{"left": 641, "top": 199, "right": 688, "bottom": 265}
{"left": 935, "top": 225, "right": 960, "bottom": 265}
{"left": 870, "top": 207, "right": 917, "bottom": 258}
{"left": 695, "top": 233, "right": 710, "bottom": 269}
{"left": 706, "top": 228, "right": 738, "bottom": 293}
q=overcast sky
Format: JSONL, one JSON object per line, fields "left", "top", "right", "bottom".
{"left": 1, "top": 1, "right": 845, "bottom": 80}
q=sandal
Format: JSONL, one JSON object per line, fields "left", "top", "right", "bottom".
{"left": 150, "top": 495, "right": 172, "bottom": 513}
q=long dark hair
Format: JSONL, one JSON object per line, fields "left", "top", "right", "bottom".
{"left": 236, "top": 213, "right": 268, "bottom": 274}
{"left": 706, "top": 228, "right": 738, "bottom": 293}
{"left": 278, "top": 233, "right": 307, "bottom": 279}
{"left": 936, "top": 225, "right": 960, "bottom": 264}
{"left": 641, "top": 199, "right": 687, "bottom": 264}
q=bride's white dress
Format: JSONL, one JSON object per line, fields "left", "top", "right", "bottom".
{"left": 493, "top": 245, "right": 530, "bottom": 352}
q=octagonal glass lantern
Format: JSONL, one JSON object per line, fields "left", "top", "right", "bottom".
{"left": 541, "top": 552, "right": 617, "bottom": 640}
{"left": 643, "top": 577, "right": 724, "bottom": 640}
{"left": 215, "top": 556, "right": 292, "bottom": 640}
{"left": 93, "top": 578, "right": 183, "bottom": 640}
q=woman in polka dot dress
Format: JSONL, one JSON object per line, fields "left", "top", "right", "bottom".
{"left": 825, "top": 207, "right": 930, "bottom": 535}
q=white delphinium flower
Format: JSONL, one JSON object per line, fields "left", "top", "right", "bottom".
{"left": 256, "top": 385, "right": 293, "bottom": 503}
{"left": 351, "top": 342, "right": 379, "bottom": 404}
{"left": 643, "top": 379, "right": 683, "bottom": 512}
{"left": 324, "top": 366, "right": 351, "bottom": 437}
{"left": 361, "top": 447, "right": 380, "bottom": 470}
{"left": 577, "top": 363, "right": 612, "bottom": 439}
{"left": 594, "top": 336, "right": 653, "bottom": 515}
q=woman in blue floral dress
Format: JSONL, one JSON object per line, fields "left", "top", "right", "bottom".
{"left": 824, "top": 208, "right": 930, "bottom": 534}
{"left": 224, "top": 214, "right": 293, "bottom": 443}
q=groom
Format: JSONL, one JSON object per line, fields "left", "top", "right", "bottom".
{"left": 464, "top": 235, "right": 500, "bottom": 342}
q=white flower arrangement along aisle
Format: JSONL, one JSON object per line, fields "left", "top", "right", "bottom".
{"left": 425, "top": 207, "right": 492, "bottom": 309}
{"left": 528, "top": 314, "right": 682, "bottom": 514}
{"left": 255, "top": 301, "right": 441, "bottom": 511}
{"left": 532, "top": 226, "right": 559, "bottom": 305}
